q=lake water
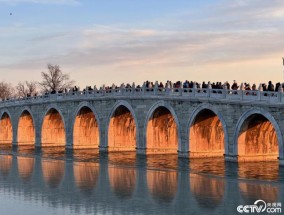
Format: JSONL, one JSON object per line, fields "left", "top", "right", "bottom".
{"left": 0, "top": 146, "right": 283, "bottom": 215}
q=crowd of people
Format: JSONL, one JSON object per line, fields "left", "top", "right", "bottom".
{"left": 94, "top": 80, "right": 283, "bottom": 92}
{"left": 14, "top": 80, "right": 284, "bottom": 100}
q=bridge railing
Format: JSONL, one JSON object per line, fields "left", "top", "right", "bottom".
{"left": 0, "top": 87, "right": 283, "bottom": 107}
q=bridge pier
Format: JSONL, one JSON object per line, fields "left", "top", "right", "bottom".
{"left": 224, "top": 154, "right": 238, "bottom": 162}
{"left": 178, "top": 151, "right": 189, "bottom": 158}
{"left": 136, "top": 147, "right": 146, "bottom": 155}
{"left": 99, "top": 146, "right": 108, "bottom": 153}
{"left": 279, "top": 159, "right": 284, "bottom": 166}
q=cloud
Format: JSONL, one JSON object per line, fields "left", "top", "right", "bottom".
{"left": 1, "top": 0, "right": 284, "bottom": 86}
{"left": 0, "top": 0, "right": 80, "bottom": 5}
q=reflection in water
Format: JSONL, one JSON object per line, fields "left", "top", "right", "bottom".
{"left": 0, "top": 155, "right": 12, "bottom": 177}
{"left": 147, "top": 170, "right": 178, "bottom": 203}
{"left": 147, "top": 154, "right": 179, "bottom": 171}
{"left": 189, "top": 158, "right": 225, "bottom": 176}
{"left": 108, "top": 152, "right": 137, "bottom": 166}
{"left": 238, "top": 162, "right": 279, "bottom": 181}
{"left": 239, "top": 182, "right": 278, "bottom": 203}
{"left": 0, "top": 146, "right": 282, "bottom": 215}
{"left": 190, "top": 173, "right": 225, "bottom": 209}
{"left": 17, "top": 156, "right": 34, "bottom": 182}
{"left": 72, "top": 149, "right": 100, "bottom": 162}
{"left": 41, "top": 147, "right": 66, "bottom": 160}
{"left": 74, "top": 162, "right": 99, "bottom": 193}
{"left": 108, "top": 166, "right": 136, "bottom": 199}
{"left": 42, "top": 159, "right": 65, "bottom": 188}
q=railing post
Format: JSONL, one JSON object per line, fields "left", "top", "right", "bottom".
{"left": 278, "top": 84, "right": 283, "bottom": 102}
{"left": 258, "top": 84, "right": 263, "bottom": 100}
{"left": 132, "top": 82, "right": 135, "bottom": 95}
{"left": 223, "top": 84, "right": 227, "bottom": 99}
{"left": 154, "top": 81, "right": 158, "bottom": 96}
{"left": 208, "top": 83, "right": 212, "bottom": 98}
{"left": 193, "top": 82, "right": 197, "bottom": 97}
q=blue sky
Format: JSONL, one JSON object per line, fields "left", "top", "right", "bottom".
{"left": 0, "top": 0, "right": 284, "bottom": 87}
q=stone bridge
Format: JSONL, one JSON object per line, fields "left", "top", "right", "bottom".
{"left": 0, "top": 86, "right": 283, "bottom": 165}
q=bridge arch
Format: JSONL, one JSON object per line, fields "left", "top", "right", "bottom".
{"left": 72, "top": 102, "right": 100, "bottom": 149}
{"left": 40, "top": 105, "right": 66, "bottom": 147}
{"left": 187, "top": 104, "right": 228, "bottom": 158}
{"left": 0, "top": 109, "right": 13, "bottom": 145}
{"left": 106, "top": 101, "right": 138, "bottom": 151}
{"left": 144, "top": 101, "right": 181, "bottom": 154}
{"left": 16, "top": 107, "right": 36, "bottom": 146}
{"left": 233, "top": 108, "right": 283, "bottom": 161}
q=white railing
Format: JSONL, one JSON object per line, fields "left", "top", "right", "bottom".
{"left": 0, "top": 87, "right": 283, "bottom": 107}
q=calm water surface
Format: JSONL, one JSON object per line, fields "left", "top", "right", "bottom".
{"left": 0, "top": 146, "right": 283, "bottom": 215}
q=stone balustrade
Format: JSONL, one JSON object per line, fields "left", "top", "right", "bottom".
{"left": 0, "top": 86, "right": 283, "bottom": 107}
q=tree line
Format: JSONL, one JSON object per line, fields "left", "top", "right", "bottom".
{"left": 0, "top": 64, "right": 75, "bottom": 99}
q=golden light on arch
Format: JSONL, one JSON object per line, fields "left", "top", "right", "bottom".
{"left": 189, "top": 109, "right": 224, "bottom": 158}
{"left": 18, "top": 110, "right": 35, "bottom": 146}
{"left": 146, "top": 106, "right": 178, "bottom": 154}
{"left": 238, "top": 114, "right": 278, "bottom": 162}
{"left": 0, "top": 112, "right": 13, "bottom": 145}
{"left": 108, "top": 105, "right": 136, "bottom": 151}
{"left": 41, "top": 108, "right": 66, "bottom": 147}
{"left": 73, "top": 106, "right": 99, "bottom": 149}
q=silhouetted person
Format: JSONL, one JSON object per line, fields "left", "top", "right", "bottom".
{"left": 268, "top": 81, "right": 274, "bottom": 91}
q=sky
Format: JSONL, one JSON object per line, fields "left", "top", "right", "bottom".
{"left": 0, "top": 0, "right": 284, "bottom": 88}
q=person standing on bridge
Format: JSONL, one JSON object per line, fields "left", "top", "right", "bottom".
{"left": 231, "top": 80, "right": 239, "bottom": 90}
{"left": 268, "top": 81, "right": 275, "bottom": 91}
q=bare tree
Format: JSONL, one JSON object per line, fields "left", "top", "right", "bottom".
{"left": 16, "top": 81, "right": 38, "bottom": 98}
{"left": 0, "top": 81, "right": 14, "bottom": 99}
{"left": 38, "top": 64, "right": 75, "bottom": 92}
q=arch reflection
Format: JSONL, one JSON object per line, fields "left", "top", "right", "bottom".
{"left": 189, "top": 158, "right": 225, "bottom": 176}
{"left": 239, "top": 182, "right": 278, "bottom": 203}
{"left": 74, "top": 162, "right": 99, "bottom": 193}
{"left": 0, "top": 155, "right": 12, "bottom": 177}
{"left": 147, "top": 170, "right": 178, "bottom": 204}
{"left": 190, "top": 173, "right": 225, "bottom": 209}
{"left": 17, "top": 156, "right": 34, "bottom": 182}
{"left": 108, "top": 166, "right": 136, "bottom": 199}
{"left": 42, "top": 159, "right": 65, "bottom": 188}
{"left": 238, "top": 162, "right": 279, "bottom": 181}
